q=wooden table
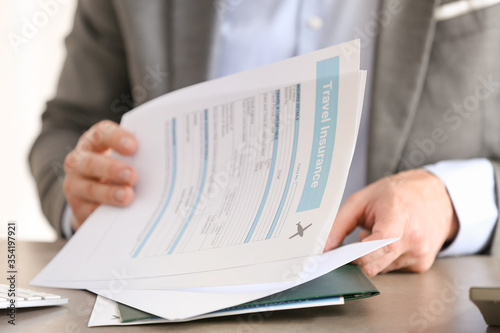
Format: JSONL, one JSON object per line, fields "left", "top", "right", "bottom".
{"left": 1, "top": 240, "right": 499, "bottom": 332}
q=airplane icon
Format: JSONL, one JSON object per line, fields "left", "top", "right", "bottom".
{"left": 289, "top": 222, "right": 312, "bottom": 239}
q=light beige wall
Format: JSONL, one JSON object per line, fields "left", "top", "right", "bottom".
{"left": 0, "top": 0, "right": 77, "bottom": 241}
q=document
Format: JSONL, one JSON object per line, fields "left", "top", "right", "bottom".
{"left": 88, "top": 294, "right": 343, "bottom": 327}
{"left": 30, "top": 39, "right": 390, "bottom": 321}
{"left": 86, "top": 239, "right": 394, "bottom": 322}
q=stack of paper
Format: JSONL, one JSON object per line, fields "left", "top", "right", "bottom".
{"left": 88, "top": 264, "right": 379, "bottom": 326}
{"left": 31, "top": 39, "right": 395, "bottom": 326}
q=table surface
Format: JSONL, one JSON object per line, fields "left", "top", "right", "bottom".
{"left": 0, "top": 240, "right": 499, "bottom": 332}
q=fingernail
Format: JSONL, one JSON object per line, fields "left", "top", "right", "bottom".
{"left": 120, "top": 169, "right": 132, "bottom": 182}
{"left": 115, "top": 188, "right": 126, "bottom": 202}
{"left": 120, "top": 137, "right": 134, "bottom": 150}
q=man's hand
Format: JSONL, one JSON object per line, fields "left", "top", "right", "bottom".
{"left": 63, "top": 120, "right": 139, "bottom": 231}
{"left": 324, "top": 169, "right": 459, "bottom": 277}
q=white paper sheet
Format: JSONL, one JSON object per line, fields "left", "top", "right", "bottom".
{"left": 85, "top": 239, "right": 396, "bottom": 321}
{"left": 30, "top": 38, "right": 384, "bottom": 322}
{"left": 88, "top": 294, "right": 344, "bottom": 327}
{"left": 32, "top": 39, "right": 368, "bottom": 289}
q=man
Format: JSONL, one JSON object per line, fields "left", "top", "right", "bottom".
{"left": 30, "top": 0, "right": 500, "bottom": 277}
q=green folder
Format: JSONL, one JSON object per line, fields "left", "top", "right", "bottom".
{"left": 117, "top": 264, "right": 379, "bottom": 323}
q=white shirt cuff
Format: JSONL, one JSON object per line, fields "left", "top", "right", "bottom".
{"left": 61, "top": 204, "right": 74, "bottom": 239}
{"left": 425, "top": 159, "right": 498, "bottom": 257}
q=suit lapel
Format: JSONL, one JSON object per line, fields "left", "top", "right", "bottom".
{"left": 112, "top": 0, "right": 171, "bottom": 101}
{"left": 112, "top": 0, "right": 215, "bottom": 103}
{"left": 368, "top": 0, "right": 440, "bottom": 182}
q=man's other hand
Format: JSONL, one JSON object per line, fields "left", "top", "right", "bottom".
{"left": 324, "top": 169, "right": 459, "bottom": 277}
{"left": 63, "top": 120, "right": 138, "bottom": 231}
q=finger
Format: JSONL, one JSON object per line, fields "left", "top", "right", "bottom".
{"left": 324, "top": 191, "right": 369, "bottom": 252}
{"left": 357, "top": 252, "right": 401, "bottom": 277}
{"left": 352, "top": 231, "right": 404, "bottom": 267}
{"left": 69, "top": 200, "right": 100, "bottom": 231}
{"left": 352, "top": 228, "right": 408, "bottom": 276}
{"left": 64, "top": 176, "right": 135, "bottom": 206}
{"left": 380, "top": 254, "right": 417, "bottom": 274}
{"left": 77, "top": 120, "right": 138, "bottom": 155}
{"left": 354, "top": 245, "right": 403, "bottom": 277}
{"left": 382, "top": 250, "right": 435, "bottom": 274}
{"left": 68, "top": 152, "right": 138, "bottom": 186}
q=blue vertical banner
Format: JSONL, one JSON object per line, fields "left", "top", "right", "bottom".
{"left": 297, "top": 57, "right": 339, "bottom": 212}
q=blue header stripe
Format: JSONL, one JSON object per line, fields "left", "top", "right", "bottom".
{"left": 297, "top": 57, "right": 339, "bottom": 212}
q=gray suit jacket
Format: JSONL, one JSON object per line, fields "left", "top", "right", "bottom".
{"left": 29, "top": 0, "right": 500, "bottom": 252}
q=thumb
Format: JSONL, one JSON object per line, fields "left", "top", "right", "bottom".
{"left": 324, "top": 191, "right": 368, "bottom": 252}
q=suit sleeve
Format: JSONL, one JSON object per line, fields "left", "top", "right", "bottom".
{"left": 28, "top": 0, "right": 131, "bottom": 236}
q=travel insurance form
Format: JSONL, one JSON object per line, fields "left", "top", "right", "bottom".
{"left": 33, "top": 39, "right": 369, "bottom": 289}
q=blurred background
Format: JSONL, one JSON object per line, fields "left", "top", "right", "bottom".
{"left": 0, "top": 0, "right": 77, "bottom": 241}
